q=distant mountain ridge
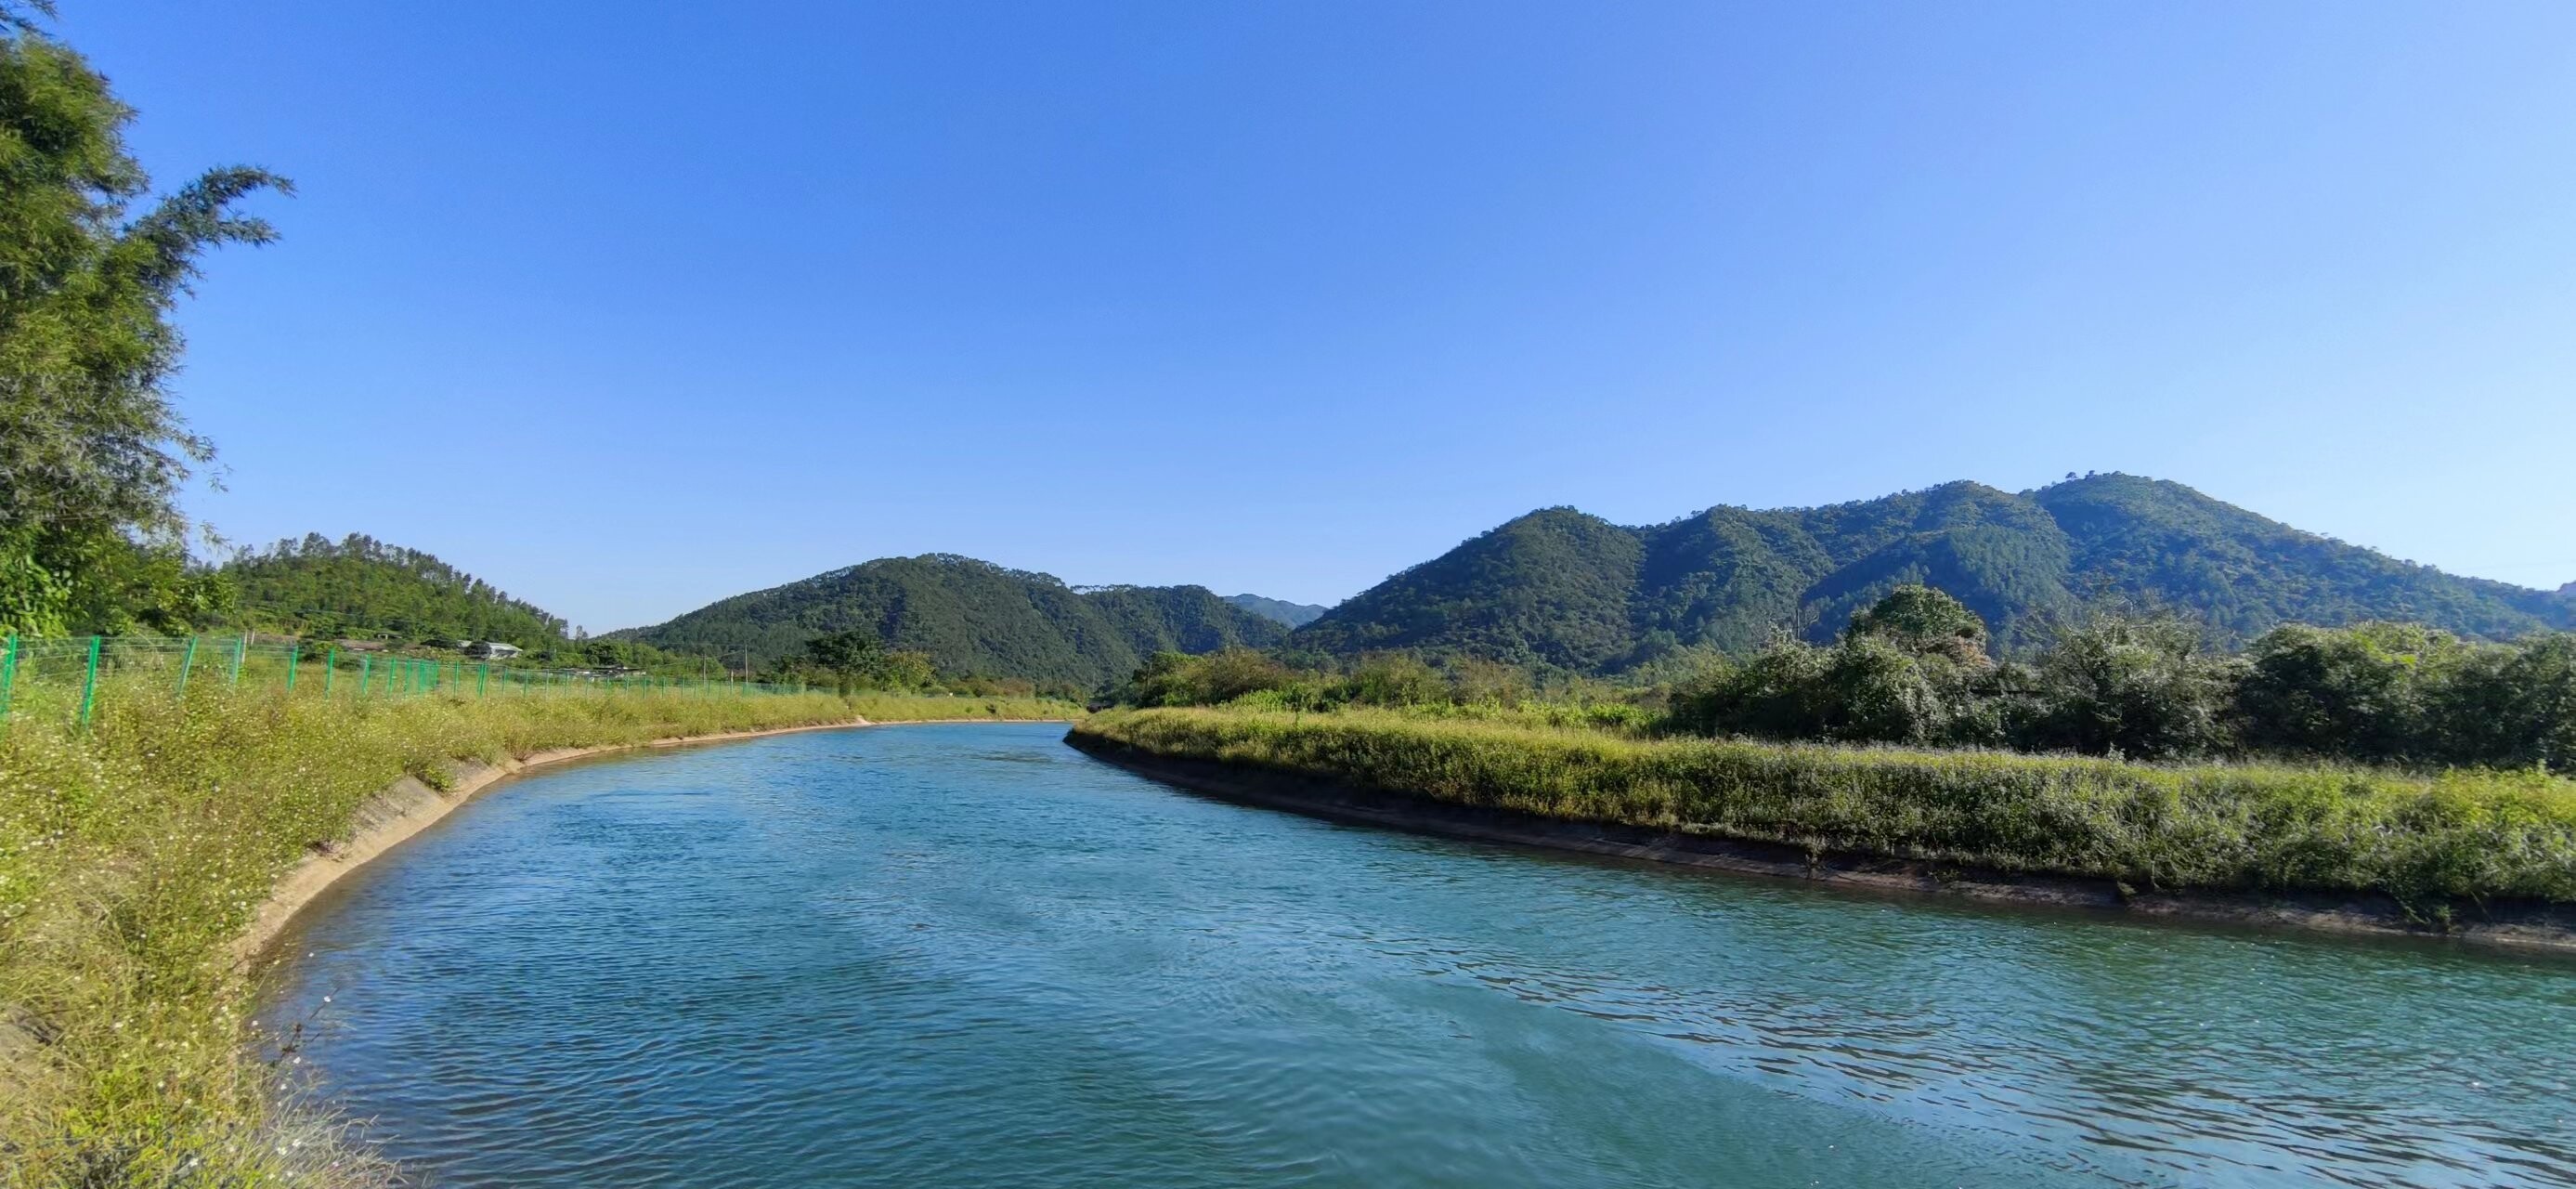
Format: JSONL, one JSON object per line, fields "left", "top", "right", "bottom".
{"left": 626, "top": 555, "right": 1287, "bottom": 686}
{"left": 1290, "top": 474, "right": 2575, "bottom": 673}
{"left": 1224, "top": 594, "right": 1333, "bottom": 628}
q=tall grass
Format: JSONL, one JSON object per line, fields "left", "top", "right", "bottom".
{"left": 0, "top": 677, "right": 1074, "bottom": 1187}
{"left": 1073, "top": 707, "right": 2576, "bottom": 907}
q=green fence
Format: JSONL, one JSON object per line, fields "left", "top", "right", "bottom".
{"left": 0, "top": 634, "right": 810, "bottom": 727}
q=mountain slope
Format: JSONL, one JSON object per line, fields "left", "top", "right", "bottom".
{"left": 225, "top": 534, "right": 571, "bottom": 646}
{"left": 1293, "top": 475, "right": 2575, "bottom": 671}
{"left": 1224, "top": 594, "right": 1332, "bottom": 628}
{"left": 627, "top": 555, "right": 1287, "bottom": 686}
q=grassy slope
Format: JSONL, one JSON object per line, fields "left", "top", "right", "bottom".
{"left": 1073, "top": 707, "right": 2576, "bottom": 906}
{"left": 0, "top": 682, "right": 1073, "bottom": 1187}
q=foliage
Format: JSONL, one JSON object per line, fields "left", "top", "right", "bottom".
{"left": 627, "top": 554, "right": 1289, "bottom": 688}
{"left": 2014, "top": 612, "right": 2240, "bottom": 760}
{"left": 1073, "top": 707, "right": 2576, "bottom": 908}
{"left": 787, "top": 627, "right": 942, "bottom": 693}
{"left": 0, "top": 14, "right": 285, "bottom": 635}
{"left": 1292, "top": 476, "right": 2576, "bottom": 673}
{"left": 1125, "top": 647, "right": 1293, "bottom": 708}
{"left": 221, "top": 533, "right": 569, "bottom": 647}
{"left": 1653, "top": 589, "right": 2576, "bottom": 773}
{"left": 0, "top": 679, "right": 1075, "bottom": 1186}
{"left": 1846, "top": 583, "right": 1990, "bottom": 665}
{"left": 2232, "top": 622, "right": 2459, "bottom": 764}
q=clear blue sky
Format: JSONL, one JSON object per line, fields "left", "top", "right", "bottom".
{"left": 62, "top": 1, "right": 2576, "bottom": 632}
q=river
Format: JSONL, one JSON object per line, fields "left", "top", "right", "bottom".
{"left": 262, "top": 723, "right": 2576, "bottom": 1187}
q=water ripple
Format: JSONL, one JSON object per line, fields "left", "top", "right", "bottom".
{"left": 263, "top": 724, "right": 2576, "bottom": 1188}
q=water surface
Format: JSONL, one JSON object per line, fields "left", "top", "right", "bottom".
{"left": 265, "top": 723, "right": 2576, "bottom": 1187}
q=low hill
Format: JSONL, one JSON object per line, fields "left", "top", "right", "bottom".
{"left": 1224, "top": 594, "right": 1333, "bottom": 628}
{"left": 1293, "top": 475, "right": 2575, "bottom": 672}
{"left": 225, "top": 534, "right": 570, "bottom": 647}
{"left": 625, "top": 555, "right": 1288, "bottom": 687}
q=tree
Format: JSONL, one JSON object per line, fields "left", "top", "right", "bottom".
{"left": 2231, "top": 622, "right": 2461, "bottom": 764}
{"left": 806, "top": 627, "right": 885, "bottom": 673}
{"left": 1846, "top": 584, "right": 1991, "bottom": 666}
{"left": 1125, "top": 647, "right": 1292, "bottom": 707}
{"left": 2426, "top": 634, "right": 2576, "bottom": 773}
{"left": 0, "top": 7, "right": 286, "bottom": 634}
{"left": 2018, "top": 613, "right": 2238, "bottom": 759}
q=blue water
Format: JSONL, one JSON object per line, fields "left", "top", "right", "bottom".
{"left": 263, "top": 723, "right": 2576, "bottom": 1187}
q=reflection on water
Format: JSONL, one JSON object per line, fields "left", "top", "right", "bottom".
{"left": 265, "top": 724, "right": 2576, "bottom": 1188}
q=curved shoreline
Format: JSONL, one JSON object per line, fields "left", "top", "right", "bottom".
{"left": 1066, "top": 736, "right": 2576, "bottom": 956}
{"left": 233, "top": 717, "right": 1064, "bottom": 965}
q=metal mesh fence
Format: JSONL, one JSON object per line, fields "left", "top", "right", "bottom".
{"left": 0, "top": 634, "right": 811, "bottom": 726}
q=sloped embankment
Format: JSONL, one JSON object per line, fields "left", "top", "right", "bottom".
{"left": 1068, "top": 708, "right": 2576, "bottom": 951}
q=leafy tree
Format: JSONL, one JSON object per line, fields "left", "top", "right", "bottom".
{"left": 799, "top": 626, "right": 936, "bottom": 690}
{"left": 1845, "top": 583, "right": 1990, "bottom": 665}
{"left": 1125, "top": 647, "right": 1293, "bottom": 707}
{"left": 806, "top": 627, "right": 885, "bottom": 673}
{"left": 2017, "top": 613, "right": 2239, "bottom": 760}
{"left": 0, "top": 7, "right": 286, "bottom": 634}
{"left": 2231, "top": 622, "right": 2462, "bottom": 764}
{"left": 2425, "top": 634, "right": 2576, "bottom": 773}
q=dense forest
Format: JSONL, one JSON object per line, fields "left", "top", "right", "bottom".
{"left": 225, "top": 533, "right": 572, "bottom": 646}
{"left": 622, "top": 555, "right": 1292, "bottom": 687}
{"left": 1292, "top": 475, "right": 2576, "bottom": 673}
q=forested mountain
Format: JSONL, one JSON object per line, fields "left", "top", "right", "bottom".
{"left": 225, "top": 534, "right": 572, "bottom": 646}
{"left": 625, "top": 555, "right": 1289, "bottom": 686}
{"left": 1292, "top": 475, "right": 2576, "bottom": 673}
{"left": 1224, "top": 594, "right": 1333, "bottom": 628}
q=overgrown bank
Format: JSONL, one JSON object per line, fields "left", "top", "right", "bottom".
{"left": 0, "top": 683, "right": 1074, "bottom": 1187}
{"left": 1071, "top": 708, "right": 2576, "bottom": 936}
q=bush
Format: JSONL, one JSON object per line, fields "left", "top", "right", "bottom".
{"left": 2014, "top": 613, "right": 2239, "bottom": 760}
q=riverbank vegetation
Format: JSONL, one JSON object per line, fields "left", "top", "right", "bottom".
{"left": 1072, "top": 706, "right": 2576, "bottom": 909}
{"left": 1122, "top": 587, "right": 2576, "bottom": 774}
{"left": 0, "top": 680, "right": 1074, "bottom": 1186}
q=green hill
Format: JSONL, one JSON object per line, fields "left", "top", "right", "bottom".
{"left": 625, "top": 555, "right": 1289, "bottom": 686}
{"left": 224, "top": 533, "right": 571, "bottom": 647}
{"left": 1224, "top": 594, "right": 1333, "bottom": 628}
{"left": 1293, "top": 475, "right": 2576, "bottom": 672}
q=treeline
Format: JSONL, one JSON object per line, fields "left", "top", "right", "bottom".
{"left": 752, "top": 628, "right": 1090, "bottom": 701}
{"left": 1120, "top": 586, "right": 2576, "bottom": 774}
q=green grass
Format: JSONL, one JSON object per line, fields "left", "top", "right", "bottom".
{"left": 0, "top": 679, "right": 1075, "bottom": 1187}
{"left": 1073, "top": 707, "right": 2576, "bottom": 907}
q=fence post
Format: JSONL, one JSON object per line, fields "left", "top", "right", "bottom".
{"left": 78, "top": 635, "right": 102, "bottom": 727}
{"left": 177, "top": 635, "right": 198, "bottom": 695}
{"left": 0, "top": 634, "right": 16, "bottom": 720}
{"left": 229, "top": 634, "right": 247, "bottom": 686}
{"left": 479, "top": 662, "right": 488, "bottom": 698}
{"left": 325, "top": 647, "right": 337, "bottom": 698}
{"left": 285, "top": 644, "right": 300, "bottom": 694}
